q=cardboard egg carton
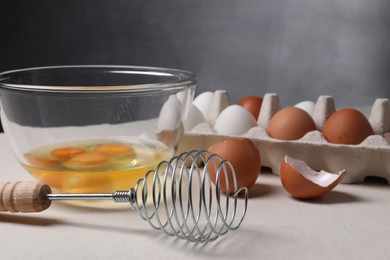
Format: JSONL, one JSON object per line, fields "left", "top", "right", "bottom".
{"left": 177, "top": 91, "right": 390, "bottom": 184}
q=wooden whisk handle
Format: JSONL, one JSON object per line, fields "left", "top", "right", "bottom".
{"left": 0, "top": 182, "right": 52, "bottom": 213}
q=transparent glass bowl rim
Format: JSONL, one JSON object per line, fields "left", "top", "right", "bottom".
{"left": 0, "top": 65, "right": 197, "bottom": 94}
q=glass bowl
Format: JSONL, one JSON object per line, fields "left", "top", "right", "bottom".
{"left": 0, "top": 65, "right": 196, "bottom": 207}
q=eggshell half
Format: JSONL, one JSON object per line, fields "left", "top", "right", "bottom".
{"left": 280, "top": 156, "right": 346, "bottom": 199}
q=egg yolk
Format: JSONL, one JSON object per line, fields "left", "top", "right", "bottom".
{"left": 94, "top": 143, "right": 135, "bottom": 157}
{"left": 66, "top": 152, "right": 109, "bottom": 169}
{"left": 51, "top": 147, "right": 86, "bottom": 160}
{"left": 24, "top": 153, "right": 59, "bottom": 170}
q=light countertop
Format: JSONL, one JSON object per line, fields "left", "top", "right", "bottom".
{"left": 1, "top": 133, "right": 390, "bottom": 259}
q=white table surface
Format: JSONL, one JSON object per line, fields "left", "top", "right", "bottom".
{"left": 1, "top": 133, "right": 390, "bottom": 259}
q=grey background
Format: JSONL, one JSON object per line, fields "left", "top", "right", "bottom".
{"left": 1, "top": 0, "right": 389, "bottom": 112}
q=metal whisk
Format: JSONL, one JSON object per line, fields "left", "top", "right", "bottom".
{"left": 0, "top": 151, "right": 248, "bottom": 243}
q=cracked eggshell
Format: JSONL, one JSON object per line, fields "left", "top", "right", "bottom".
{"left": 214, "top": 105, "right": 258, "bottom": 135}
{"left": 280, "top": 156, "right": 346, "bottom": 199}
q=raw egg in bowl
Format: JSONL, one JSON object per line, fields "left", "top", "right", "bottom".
{"left": 0, "top": 65, "right": 196, "bottom": 207}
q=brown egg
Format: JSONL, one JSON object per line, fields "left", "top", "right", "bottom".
{"left": 208, "top": 139, "right": 261, "bottom": 194}
{"left": 267, "top": 107, "right": 317, "bottom": 140}
{"left": 322, "top": 108, "right": 374, "bottom": 145}
{"left": 237, "top": 96, "right": 263, "bottom": 120}
{"left": 280, "top": 156, "right": 346, "bottom": 199}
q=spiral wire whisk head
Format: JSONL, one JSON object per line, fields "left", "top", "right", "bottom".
{"left": 128, "top": 150, "right": 249, "bottom": 243}
{"left": 46, "top": 150, "right": 249, "bottom": 243}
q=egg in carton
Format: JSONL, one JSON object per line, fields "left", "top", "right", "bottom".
{"left": 177, "top": 91, "right": 390, "bottom": 184}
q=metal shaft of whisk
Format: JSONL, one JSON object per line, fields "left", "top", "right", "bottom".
{"left": 46, "top": 188, "right": 136, "bottom": 203}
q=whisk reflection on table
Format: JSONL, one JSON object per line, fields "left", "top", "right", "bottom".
{"left": 0, "top": 150, "right": 248, "bottom": 243}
